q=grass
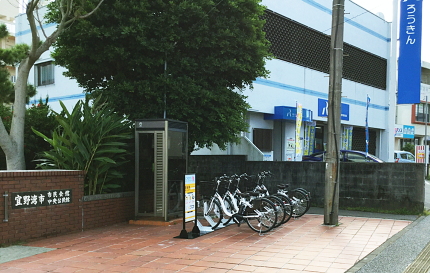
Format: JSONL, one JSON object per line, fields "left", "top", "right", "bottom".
{"left": 0, "top": 240, "right": 26, "bottom": 248}
{"left": 421, "top": 209, "right": 430, "bottom": 217}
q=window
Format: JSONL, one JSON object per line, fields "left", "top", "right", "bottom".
{"left": 344, "top": 152, "right": 367, "bottom": 162}
{"left": 35, "top": 61, "right": 54, "bottom": 86}
{"left": 414, "top": 103, "right": 430, "bottom": 123}
{"left": 253, "top": 128, "right": 272, "bottom": 151}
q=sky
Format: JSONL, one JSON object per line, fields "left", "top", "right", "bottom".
{"left": 352, "top": 0, "right": 430, "bottom": 63}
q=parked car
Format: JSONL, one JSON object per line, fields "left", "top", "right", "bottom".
{"left": 394, "top": 150, "right": 415, "bottom": 163}
{"left": 302, "top": 150, "right": 384, "bottom": 163}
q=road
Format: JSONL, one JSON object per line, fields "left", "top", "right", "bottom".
{"left": 426, "top": 180, "right": 430, "bottom": 209}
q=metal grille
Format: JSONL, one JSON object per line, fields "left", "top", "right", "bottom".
{"left": 154, "top": 132, "right": 164, "bottom": 216}
{"left": 351, "top": 127, "right": 376, "bottom": 155}
{"left": 262, "top": 10, "right": 387, "bottom": 90}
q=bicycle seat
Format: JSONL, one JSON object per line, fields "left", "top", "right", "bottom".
{"left": 277, "top": 184, "right": 289, "bottom": 189}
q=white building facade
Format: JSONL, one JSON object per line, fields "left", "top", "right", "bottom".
{"left": 195, "top": 0, "right": 396, "bottom": 162}
{"left": 15, "top": 1, "right": 397, "bottom": 162}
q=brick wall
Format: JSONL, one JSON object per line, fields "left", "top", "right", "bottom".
{"left": 0, "top": 171, "right": 135, "bottom": 245}
{"left": 0, "top": 170, "right": 84, "bottom": 245}
{"left": 83, "top": 192, "right": 134, "bottom": 229}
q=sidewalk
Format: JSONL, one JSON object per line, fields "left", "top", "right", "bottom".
{"left": 348, "top": 215, "right": 430, "bottom": 273}
{"left": 0, "top": 209, "right": 417, "bottom": 273}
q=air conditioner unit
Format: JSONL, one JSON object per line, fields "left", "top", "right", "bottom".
{"left": 10, "top": 76, "right": 16, "bottom": 83}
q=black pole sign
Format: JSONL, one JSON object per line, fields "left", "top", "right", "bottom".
{"left": 11, "top": 189, "right": 72, "bottom": 209}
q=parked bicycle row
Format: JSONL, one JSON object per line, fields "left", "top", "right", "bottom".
{"left": 196, "top": 171, "right": 311, "bottom": 234}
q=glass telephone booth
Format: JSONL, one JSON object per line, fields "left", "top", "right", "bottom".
{"left": 135, "top": 119, "right": 188, "bottom": 221}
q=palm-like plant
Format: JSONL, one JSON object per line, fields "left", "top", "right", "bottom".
{"left": 32, "top": 95, "right": 132, "bottom": 195}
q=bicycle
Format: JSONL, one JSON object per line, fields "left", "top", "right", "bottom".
{"left": 230, "top": 191, "right": 278, "bottom": 234}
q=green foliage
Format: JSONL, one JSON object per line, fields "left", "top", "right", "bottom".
{"left": 24, "top": 98, "right": 58, "bottom": 169}
{"left": 50, "top": 0, "right": 271, "bottom": 152}
{"left": 0, "top": 98, "right": 57, "bottom": 170}
{"left": 0, "top": 23, "right": 36, "bottom": 104}
{"left": 402, "top": 143, "right": 415, "bottom": 155}
{"left": 32, "top": 95, "right": 133, "bottom": 195}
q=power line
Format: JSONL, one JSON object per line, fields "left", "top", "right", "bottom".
{"left": 322, "top": 1, "right": 392, "bottom": 34}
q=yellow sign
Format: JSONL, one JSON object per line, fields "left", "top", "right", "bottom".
{"left": 184, "top": 174, "right": 196, "bottom": 222}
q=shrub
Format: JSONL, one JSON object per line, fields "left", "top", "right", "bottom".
{"left": 0, "top": 98, "right": 57, "bottom": 170}
{"left": 402, "top": 143, "right": 415, "bottom": 155}
{"left": 33, "top": 95, "right": 132, "bottom": 195}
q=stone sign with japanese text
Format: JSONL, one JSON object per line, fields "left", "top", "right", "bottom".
{"left": 11, "top": 189, "right": 72, "bottom": 209}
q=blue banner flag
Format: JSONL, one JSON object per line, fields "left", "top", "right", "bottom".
{"left": 366, "top": 95, "right": 370, "bottom": 158}
{"left": 397, "top": 0, "right": 423, "bottom": 104}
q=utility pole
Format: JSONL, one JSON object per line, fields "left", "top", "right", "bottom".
{"left": 324, "top": 0, "right": 345, "bottom": 226}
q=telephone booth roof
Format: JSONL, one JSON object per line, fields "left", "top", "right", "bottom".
{"left": 135, "top": 119, "right": 187, "bottom": 132}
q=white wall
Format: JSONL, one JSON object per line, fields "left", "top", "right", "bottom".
{"left": 15, "top": 8, "right": 85, "bottom": 113}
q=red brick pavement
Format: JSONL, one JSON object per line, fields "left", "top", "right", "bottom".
{"left": 0, "top": 214, "right": 411, "bottom": 273}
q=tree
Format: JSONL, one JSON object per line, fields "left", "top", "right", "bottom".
{"left": 0, "top": 0, "right": 104, "bottom": 170}
{"left": 0, "top": 24, "right": 37, "bottom": 104}
{"left": 51, "top": 0, "right": 271, "bottom": 152}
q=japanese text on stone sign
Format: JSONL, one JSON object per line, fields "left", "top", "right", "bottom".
{"left": 12, "top": 189, "right": 72, "bottom": 209}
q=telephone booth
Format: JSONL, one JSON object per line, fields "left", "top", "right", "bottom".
{"left": 134, "top": 119, "right": 188, "bottom": 222}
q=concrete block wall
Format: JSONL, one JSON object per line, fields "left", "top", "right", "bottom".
{"left": 189, "top": 156, "right": 425, "bottom": 214}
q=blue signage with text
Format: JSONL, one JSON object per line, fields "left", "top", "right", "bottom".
{"left": 397, "top": 0, "right": 422, "bottom": 104}
{"left": 403, "top": 125, "right": 415, "bottom": 139}
{"left": 318, "top": 99, "right": 349, "bottom": 121}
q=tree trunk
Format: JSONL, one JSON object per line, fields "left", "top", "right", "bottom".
{"left": 5, "top": 60, "right": 33, "bottom": 170}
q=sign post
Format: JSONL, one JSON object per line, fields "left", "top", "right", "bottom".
{"left": 178, "top": 174, "right": 199, "bottom": 239}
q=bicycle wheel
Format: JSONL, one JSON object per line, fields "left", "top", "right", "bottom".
{"left": 294, "top": 188, "right": 311, "bottom": 213}
{"left": 290, "top": 190, "right": 309, "bottom": 217}
{"left": 196, "top": 198, "right": 223, "bottom": 229}
{"left": 274, "top": 193, "right": 292, "bottom": 224}
{"left": 266, "top": 195, "right": 286, "bottom": 228}
{"left": 245, "top": 198, "right": 277, "bottom": 233}
{"left": 222, "top": 197, "right": 236, "bottom": 225}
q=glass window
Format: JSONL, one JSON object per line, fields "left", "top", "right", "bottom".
{"left": 401, "top": 153, "right": 408, "bottom": 159}
{"left": 345, "top": 152, "right": 367, "bottom": 162}
{"left": 408, "top": 154, "right": 415, "bottom": 161}
{"left": 415, "top": 103, "right": 430, "bottom": 122}
{"left": 35, "top": 61, "right": 54, "bottom": 86}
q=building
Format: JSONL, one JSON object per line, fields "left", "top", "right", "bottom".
{"left": 0, "top": 0, "right": 19, "bottom": 84}
{"left": 194, "top": 0, "right": 395, "bottom": 162}
{"left": 15, "top": 2, "right": 84, "bottom": 112}
{"left": 15, "top": 0, "right": 397, "bottom": 162}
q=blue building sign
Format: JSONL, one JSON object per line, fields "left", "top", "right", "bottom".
{"left": 264, "top": 106, "right": 313, "bottom": 122}
{"left": 403, "top": 125, "right": 415, "bottom": 139}
{"left": 318, "top": 99, "right": 349, "bottom": 121}
{"left": 397, "top": 0, "right": 423, "bottom": 104}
